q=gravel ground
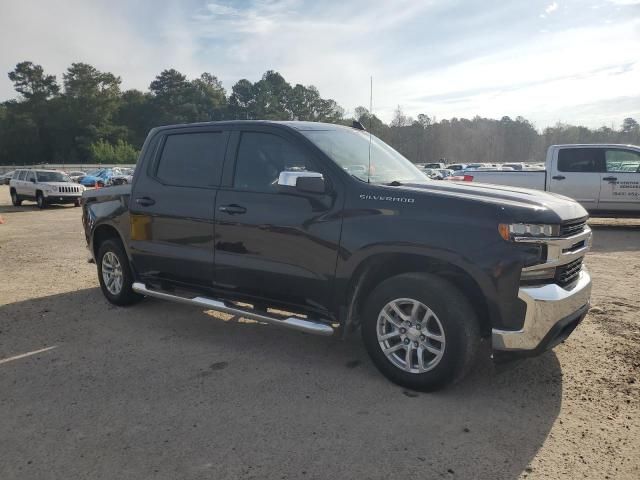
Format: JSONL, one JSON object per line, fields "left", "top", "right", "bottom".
{"left": 0, "top": 184, "right": 638, "bottom": 480}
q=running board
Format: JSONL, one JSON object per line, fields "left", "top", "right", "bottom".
{"left": 132, "top": 282, "right": 334, "bottom": 336}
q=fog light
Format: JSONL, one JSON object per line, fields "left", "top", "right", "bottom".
{"left": 520, "top": 267, "right": 556, "bottom": 283}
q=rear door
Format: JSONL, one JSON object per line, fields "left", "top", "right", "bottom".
{"left": 549, "top": 147, "right": 604, "bottom": 210}
{"left": 598, "top": 148, "right": 640, "bottom": 212}
{"left": 213, "top": 127, "right": 343, "bottom": 315}
{"left": 128, "top": 126, "right": 229, "bottom": 289}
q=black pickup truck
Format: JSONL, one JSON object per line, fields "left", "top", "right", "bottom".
{"left": 82, "top": 121, "right": 593, "bottom": 391}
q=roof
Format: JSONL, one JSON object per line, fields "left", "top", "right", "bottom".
{"left": 152, "top": 120, "right": 349, "bottom": 133}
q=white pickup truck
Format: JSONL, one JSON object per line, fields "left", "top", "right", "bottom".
{"left": 458, "top": 144, "right": 640, "bottom": 213}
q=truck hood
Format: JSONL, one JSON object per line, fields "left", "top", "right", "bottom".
{"left": 398, "top": 180, "right": 588, "bottom": 222}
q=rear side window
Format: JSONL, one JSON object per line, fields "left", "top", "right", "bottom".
{"left": 234, "top": 132, "right": 314, "bottom": 193}
{"left": 605, "top": 149, "right": 640, "bottom": 173}
{"left": 557, "top": 148, "right": 604, "bottom": 172}
{"left": 156, "top": 132, "right": 226, "bottom": 187}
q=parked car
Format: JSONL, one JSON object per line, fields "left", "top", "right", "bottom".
{"left": 82, "top": 120, "right": 592, "bottom": 392}
{"left": 10, "top": 169, "right": 85, "bottom": 208}
{"left": 454, "top": 144, "right": 640, "bottom": 213}
{"left": 446, "top": 164, "right": 467, "bottom": 171}
{"left": 1, "top": 170, "right": 15, "bottom": 185}
{"left": 66, "top": 170, "right": 87, "bottom": 183}
{"left": 107, "top": 168, "right": 134, "bottom": 186}
{"left": 80, "top": 168, "right": 119, "bottom": 187}
{"left": 421, "top": 168, "right": 444, "bottom": 180}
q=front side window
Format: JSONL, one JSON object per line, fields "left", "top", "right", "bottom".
{"left": 156, "top": 131, "right": 226, "bottom": 187}
{"left": 605, "top": 149, "right": 640, "bottom": 173}
{"left": 557, "top": 148, "right": 604, "bottom": 172}
{"left": 233, "top": 132, "right": 314, "bottom": 193}
{"left": 302, "top": 128, "right": 427, "bottom": 184}
{"left": 26, "top": 171, "right": 35, "bottom": 182}
{"left": 17, "top": 171, "right": 27, "bottom": 180}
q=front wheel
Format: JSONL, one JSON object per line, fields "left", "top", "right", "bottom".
{"left": 36, "top": 191, "right": 46, "bottom": 209}
{"left": 97, "top": 239, "right": 142, "bottom": 306}
{"left": 10, "top": 189, "right": 22, "bottom": 206}
{"left": 361, "top": 273, "right": 480, "bottom": 392}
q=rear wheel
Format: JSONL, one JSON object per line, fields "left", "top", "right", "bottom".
{"left": 361, "top": 272, "right": 480, "bottom": 392}
{"left": 97, "top": 239, "right": 142, "bottom": 306}
{"left": 36, "top": 191, "right": 46, "bottom": 209}
{"left": 10, "top": 189, "right": 22, "bottom": 206}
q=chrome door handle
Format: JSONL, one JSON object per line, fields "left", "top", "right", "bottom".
{"left": 603, "top": 176, "right": 617, "bottom": 182}
{"left": 552, "top": 175, "right": 565, "bottom": 180}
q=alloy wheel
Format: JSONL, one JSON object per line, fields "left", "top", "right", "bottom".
{"left": 376, "top": 298, "right": 446, "bottom": 373}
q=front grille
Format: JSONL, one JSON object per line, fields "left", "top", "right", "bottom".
{"left": 555, "top": 258, "right": 583, "bottom": 287}
{"left": 58, "top": 186, "right": 79, "bottom": 193}
{"left": 560, "top": 218, "right": 587, "bottom": 237}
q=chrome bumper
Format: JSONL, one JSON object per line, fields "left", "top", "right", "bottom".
{"left": 492, "top": 268, "right": 592, "bottom": 351}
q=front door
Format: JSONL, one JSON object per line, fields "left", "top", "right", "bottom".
{"left": 598, "top": 148, "right": 640, "bottom": 212}
{"left": 549, "top": 147, "right": 603, "bottom": 210}
{"left": 128, "top": 127, "right": 229, "bottom": 289}
{"left": 213, "top": 128, "right": 343, "bottom": 316}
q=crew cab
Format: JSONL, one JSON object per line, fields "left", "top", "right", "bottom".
{"left": 82, "top": 121, "right": 593, "bottom": 391}
{"left": 10, "top": 169, "right": 85, "bottom": 208}
{"left": 457, "top": 144, "right": 640, "bottom": 213}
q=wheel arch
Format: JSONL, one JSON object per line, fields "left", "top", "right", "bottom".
{"left": 92, "top": 223, "right": 127, "bottom": 260}
{"left": 343, "top": 252, "right": 496, "bottom": 338}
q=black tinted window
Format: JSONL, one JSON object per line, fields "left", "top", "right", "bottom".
{"left": 557, "top": 148, "right": 603, "bottom": 172}
{"left": 234, "top": 132, "right": 313, "bottom": 192}
{"left": 156, "top": 132, "right": 226, "bottom": 187}
{"left": 18, "top": 171, "right": 27, "bottom": 180}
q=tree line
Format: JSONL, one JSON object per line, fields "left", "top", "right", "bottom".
{"left": 1, "top": 61, "right": 638, "bottom": 166}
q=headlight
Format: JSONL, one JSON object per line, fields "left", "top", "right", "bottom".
{"left": 498, "top": 223, "right": 558, "bottom": 241}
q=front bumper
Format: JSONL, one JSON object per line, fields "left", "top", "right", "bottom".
{"left": 492, "top": 268, "right": 591, "bottom": 354}
{"left": 43, "top": 193, "right": 82, "bottom": 203}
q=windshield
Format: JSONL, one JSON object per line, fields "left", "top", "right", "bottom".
{"left": 302, "top": 128, "right": 428, "bottom": 184}
{"left": 36, "top": 171, "right": 70, "bottom": 182}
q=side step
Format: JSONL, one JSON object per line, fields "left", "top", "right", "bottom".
{"left": 132, "top": 282, "right": 334, "bottom": 336}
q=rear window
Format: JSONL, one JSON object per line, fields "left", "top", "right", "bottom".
{"left": 156, "top": 132, "right": 226, "bottom": 187}
{"left": 557, "top": 148, "right": 604, "bottom": 173}
{"left": 605, "top": 149, "right": 640, "bottom": 173}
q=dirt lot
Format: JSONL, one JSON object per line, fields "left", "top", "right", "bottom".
{"left": 0, "top": 184, "right": 638, "bottom": 480}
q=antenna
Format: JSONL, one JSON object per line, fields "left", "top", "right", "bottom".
{"left": 367, "top": 76, "right": 373, "bottom": 184}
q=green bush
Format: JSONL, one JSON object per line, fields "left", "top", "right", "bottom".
{"left": 89, "top": 139, "right": 138, "bottom": 164}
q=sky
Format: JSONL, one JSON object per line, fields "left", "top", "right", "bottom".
{"left": 1, "top": 0, "right": 639, "bottom": 129}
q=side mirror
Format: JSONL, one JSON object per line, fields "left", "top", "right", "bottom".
{"left": 277, "top": 171, "right": 325, "bottom": 194}
{"left": 30, "top": 178, "right": 36, "bottom": 183}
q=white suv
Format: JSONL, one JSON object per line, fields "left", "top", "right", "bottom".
{"left": 9, "top": 169, "right": 85, "bottom": 209}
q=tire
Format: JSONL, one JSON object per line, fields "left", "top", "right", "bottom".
{"left": 10, "top": 189, "right": 22, "bottom": 206}
{"left": 96, "top": 238, "right": 143, "bottom": 306}
{"left": 36, "top": 191, "right": 46, "bottom": 209}
{"left": 361, "top": 272, "right": 480, "bottom": 392}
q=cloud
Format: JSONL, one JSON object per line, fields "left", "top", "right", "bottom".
{"left": 1, "top": 0, "right": 638, "bottom": 129}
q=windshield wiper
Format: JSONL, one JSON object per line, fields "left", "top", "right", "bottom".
{"left": 386, "top": 180, "right": 403, "bottom": 186}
